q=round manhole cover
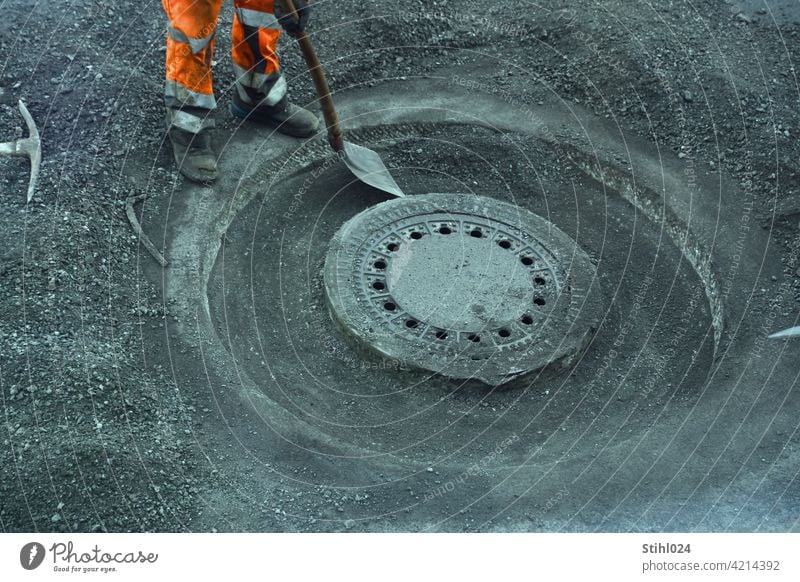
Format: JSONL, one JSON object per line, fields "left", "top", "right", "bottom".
{"left": 324, "top": 193, "right": 602, "bottom": 385}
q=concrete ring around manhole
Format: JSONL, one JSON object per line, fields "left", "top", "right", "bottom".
{"left": 324, "top": 193, "right": 602, "bottom": 385}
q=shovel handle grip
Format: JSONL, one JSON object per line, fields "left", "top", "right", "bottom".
{"left": 279, "top": 0, "right": 343, "bottom": 152}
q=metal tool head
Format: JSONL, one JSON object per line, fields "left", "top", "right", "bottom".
{"left": 17, "top": 100, "right": 41, "bottom": 203}
{"left": 768, "top": 325, "right": 800, "bottom": 339}
{"left": 0, "top": 100, "right": 41, "bottom": 202}
{"left": 342, "top": 140, "right": 405, "bottom": 198}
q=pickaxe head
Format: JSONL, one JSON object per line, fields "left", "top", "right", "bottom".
{"left": 768, "top": 325, "right": 800, "bottom": 339}
{"left": 0, "top": 100, "right": 41, "bottom": 202}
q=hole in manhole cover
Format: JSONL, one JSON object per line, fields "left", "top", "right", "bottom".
{"left": 324, "top": 193, "right": 603, "bottom": 385}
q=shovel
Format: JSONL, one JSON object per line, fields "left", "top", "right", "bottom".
{"left": 278, "top": 0, "right": 405, "bottom": 198}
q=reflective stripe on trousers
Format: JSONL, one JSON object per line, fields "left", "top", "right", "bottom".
{"left": 162, "top": 0, "right": 284, "bottom": 130}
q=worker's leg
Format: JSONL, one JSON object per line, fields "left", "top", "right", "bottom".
{"left": 162, "top": 0, "right": 223, "bottom": 182}
{"left": 231, "top": 0, "right": 283, "bottom": 104}
{"left": 163, "top": 0, "right": 223, "bottom": 130}
{"left": 230, "top": 0, "right": 319, "bottom": 137}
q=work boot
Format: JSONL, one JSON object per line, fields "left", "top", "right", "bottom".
{"left": 167, "top": 126, "right": 218, "bottom": 184}
{"left": 230, "top": 90, "right": 319, "bottom": 138}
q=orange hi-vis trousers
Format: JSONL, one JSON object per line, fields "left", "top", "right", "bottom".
{"left": 163, "top": 0, "right": 288, "bottom": 133}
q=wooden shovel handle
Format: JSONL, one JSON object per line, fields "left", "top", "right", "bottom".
{"left": 278, "top": 0, "right": 344, "bottom": 152}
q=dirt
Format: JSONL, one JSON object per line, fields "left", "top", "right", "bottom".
{"left": 2, "top": 0, "right": 800, "bottom": 532}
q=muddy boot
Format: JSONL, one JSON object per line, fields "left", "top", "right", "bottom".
{"left": 167, "top": 126, "right": 218, "bottom": 184}
{"left": 230, "top": 90, "right": 319, "bottom": 138}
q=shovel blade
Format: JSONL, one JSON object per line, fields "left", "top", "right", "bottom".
{"left": 342, "top": 140, "right": 405, "bottom": 198}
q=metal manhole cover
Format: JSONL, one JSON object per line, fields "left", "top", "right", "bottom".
{"left": 324, "top": 193, "right": 602, "bottom": 385}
